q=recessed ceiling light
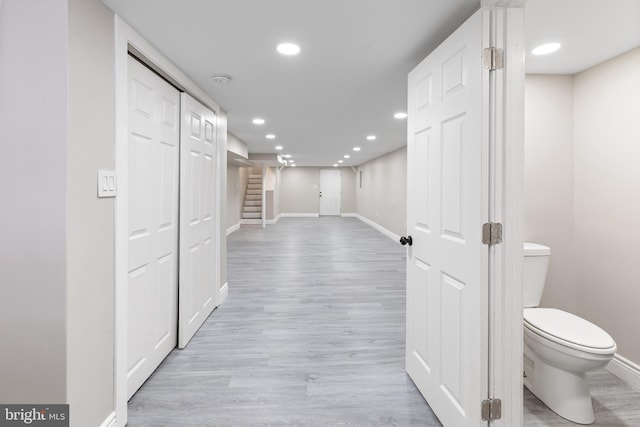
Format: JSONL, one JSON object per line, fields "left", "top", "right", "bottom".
{"left": 394, "top": 112, "right": 408, "bottom": 119}
{"left": 338, "top": 160, "right": 344, "bottom": 163}
{"left": 283, "top": 154, "right": 292, "bottom": 158}
{"left": 353, "top": 147, "right": 361, "bottom": 152}
{"left": 291, "top": 164, "right": 296, "bottom": 167}
{"left": 275, "top": 145, "right": 283, "bottom": 150}
{"left": 211, "top": 74, "right": 232, "bottom": 84}
{"left": 344, "top": 155, "right": 350, "bottom": 159}
{"left": 532, "top": 42, "right": 561, "bottom": 56}
{"left": 252, "top": 118, "right": 265, "bottom": 125}
{"left": 333, "top": 164, "right": 338, "bottom": 167}
{"left": 277, "top": 43, "right": 301, "bottom": 56}
{"left": 366, "top": 135, "right": 376, "bottom": 141}
{"left": 266, "top": 134, "right": 276, "bottom": 139}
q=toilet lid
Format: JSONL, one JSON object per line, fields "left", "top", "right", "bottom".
{"left": 524, "top": 308, "right": 616, "bottom": 351}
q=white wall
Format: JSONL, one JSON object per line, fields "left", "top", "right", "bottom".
{"left": 67, "top": 0, "right": 116, "bottom": 425}
{"left": 525, "top": 47, "right": 640, "bottom": 366}
{"left": 0, "top": 0, "right": 69, "bottom": 404}
{"left": 355, "top": 147, "right": 407, "bottom": 237}
{"left": 524, "top": 75, "right": 576, "bottom": 312}
{"left": 281, "top": 167, "right": 320, "bottom": 214}
{"left": 341, "top": 168, "right": 357, "bottom": 214}
{"left": 227, "top": 165, "right": 249, "bottom": 228}
{"left": 573, "top": 47, "right": 640, "bottom": 364}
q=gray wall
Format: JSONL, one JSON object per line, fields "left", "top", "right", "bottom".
{"left": 524, "top": 75, "right": 576, "bottom": 313}
{"left": 227, "top": 165, "right": 249, "bottom": 229}
{"left": 355, "top": 147, "right": 407, "bottom": 237}
{"left": 0, "top": 0, "right": 69, "bottom": 404}
{"left": 67, "top": 0, "right": 116, "bottom": 425}
{"left": 574, "top": 47, "right": 640, "bottom": 364}
{"left": 341, "top": 168, "right": 357, "bottom": 213}
{"left": 524, "top": 47, "right": 640, "bottom": 366}
{"left": 280, "top": 167, "right": 320, "bottom": 214}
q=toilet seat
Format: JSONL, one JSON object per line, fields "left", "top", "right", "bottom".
{"left": 524, "top": 308, "right": 616, "bottom": 355}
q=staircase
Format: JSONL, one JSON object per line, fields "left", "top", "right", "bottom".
{"left": 241, "top": 174, "right": 262, "bottom": 224}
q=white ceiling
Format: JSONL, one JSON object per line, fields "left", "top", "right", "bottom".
{"left": 103, "top": 0, "right": 640, "bottom": 167}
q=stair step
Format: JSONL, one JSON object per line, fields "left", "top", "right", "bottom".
{"left": 245, "top": 200, "right": 262, "bottom": 206}
{"left": 240, "top": 219, "right": 262, "bottom": 225}
{"left": 249, "top": 175, "right": 262, "bottom": 179}
{"left": 242, "top": 212, "right": 261, "bottom": 219}
{"left": 243, "top": 206, "right": 261, "bottom": 212}
{"left": 247, "top": 184, "right": 262, "bottom": 190}
{"left": 246, "top": 194, "right": 261, "bottom": 201}
{"left": 246, "top": 189, "right": 261, "bottom": 195}
{"left": 248, "top": 178, "right": 262, "bottom": 184}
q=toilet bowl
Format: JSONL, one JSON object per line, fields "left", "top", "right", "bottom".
{"left": 523, "top": 243, "right": 617, "bottom": 425}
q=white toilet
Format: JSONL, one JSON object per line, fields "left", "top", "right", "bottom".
{"left": 523, "top": 242, "right": 617, "bottom": 425}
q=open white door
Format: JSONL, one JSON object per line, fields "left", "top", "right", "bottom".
{"left": 178, "top": 93, "right": 218, "bottom": 348}
{"left": 319, "top": 169, "right": 341, "bottom": 215}
{"left": 405, "top": 9, "right": 489, "bottom": 426}
{"left": 126, "top": 56, "right": 179, "bottom": 398}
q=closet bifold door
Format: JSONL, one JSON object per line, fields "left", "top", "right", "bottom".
{"left": 178, "top": 93, "right": 218, "bottom": 349}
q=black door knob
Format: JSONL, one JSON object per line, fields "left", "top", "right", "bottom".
{"left": 400, "top": 236, "right": 413, "bottom": 246}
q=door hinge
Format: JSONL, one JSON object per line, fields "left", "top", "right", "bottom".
{"left": 483, "top": 47, "right": 504, "bottom": 71}
{"left": 482, "top": 222, "right": 503, "bottom": 246}
{"left": 481, "top": 398, "right": 502, "bottom": 421}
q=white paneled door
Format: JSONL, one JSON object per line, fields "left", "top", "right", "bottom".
{"left": 127, "top": 56, "right": 179, "bottom": 398}
{"left": 405, "top": 9, "right": 489, "bottom": 426}
{"left": 319, "top": 169, "right": 341, "bottom": 216}
{"left": 178, "top": 93, "right": 218, "bottom": 349}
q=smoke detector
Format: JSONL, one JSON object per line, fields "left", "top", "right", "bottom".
{"left": 212, "top": 74, "right": 232, "bottom": 84}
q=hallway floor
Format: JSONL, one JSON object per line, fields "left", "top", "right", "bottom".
{"left": 128, "top": 217, "right": 441, "bottom": 426}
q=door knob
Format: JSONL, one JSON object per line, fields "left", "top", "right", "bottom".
{"left": 400, "top": 236, "right": 413, "bottom": 246}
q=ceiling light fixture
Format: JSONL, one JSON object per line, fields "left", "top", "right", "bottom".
{"left": 252, "top": 118, "right": 265, "bottom": 125}
{"left": 344, "top": 155, "right": 350, "bottom": 159}
{"left": 211, "top": 74, "right": 232, "bottom": 84}
{"left": 532, "top": 42, "right": 561, "bottom": 56}
{"left": 333, "top": 164, "right": 338, "bottom": 167}
{"left": 366, "top": 135, "right": 376, "bottom": 141}
{"left": 338, "top": 160, "right": 344, "bottom": 163}
{"left": 353, "top": 147, "right": 361, "bottom": 152}
{"left": 275, "top": 145, "right": 283, "bottom": 150}
{"left": 291, "top": 164, "right": 296, "bottom": 167}
{"left": 266, "top": 134, "right": 276, "bottom": 139}
{"left": 277, "top": 43, "right": 301, "bottom": 56}
{"left": 283, "top": 154, "right": 292, "bottom": 158}
{"left": 394, "top": 112, "right": 408, "bottom": 119}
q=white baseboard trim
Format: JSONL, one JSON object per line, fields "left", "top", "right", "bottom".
{"left": 226, "top": 223, "right": 241, "bottom": 236}
{"left": 265, "top": 214, "right": 282, "bottom": 225}
{"left": 606, "top": 353, "right": 640, "bottom": 391}
{"left": 340, "top": 213, "right": 357, "bottom": 218}
{"left": 217, "top": 282, "right": 229, "bottom": 307}
{"left": 352, "top": 214, "right": 401, "bottom": 243}
{"left": 280, "top": 213, "right": 320, "bottom": 218}
{"left": 99, "top": 411, "right": 117, "bottom": 427}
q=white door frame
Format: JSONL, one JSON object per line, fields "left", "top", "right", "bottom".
{"left": 114, "top": 15, "right": 227, "bottom": 426}
{"left": 481, "top": 1, "right": 525, "bottom": 426}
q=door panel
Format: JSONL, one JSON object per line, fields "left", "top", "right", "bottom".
{"left": 319, "top": 169, "right": 341, "bottom": 215}
{"left": 406, "top": 10, "right": 488, "bottom": 426}
{"left": 179, "top": 93, "right": 218, "bottom": 348}
{"left": 127, "top": 56, "right": 179, "bottom": 398}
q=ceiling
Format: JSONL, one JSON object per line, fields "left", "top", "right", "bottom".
{"left": 102, "top": 0, "right": 640, "bottom": 167}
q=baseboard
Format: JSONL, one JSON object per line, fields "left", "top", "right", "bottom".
{"left": 226, "top": 223, "right": 241, "bottom": 236}
{"left": 352, "top": 214, "right": 401, "bottom": 243}
{"left": 99, "top": 411, "right": 117, "bottom": 427}
{"left": 340, "top": 213, "right": 357, "bottom": 218}
{"left": 606, "top": 353, "right": 640, "bottom": 392}
{"left": 265, "top": 214, "right": 282, "bottom": 225}
{"left": 217, "top": 282, "right": 229, "bottom": 306}
{"left": 280, "top": 213, "right": 320, "bottom": 218}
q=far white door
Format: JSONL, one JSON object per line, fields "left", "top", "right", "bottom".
{"left": 178, "top": 93, "right": 218, "bottom": 348}
{"left": 127, "top": 56, "right": 179, "bottom": 398}
{"left": 319, "top": 169, "right": 341, "bottom": 215}
{"left": 405, "top": 9, "right": 489, "bottom": 426}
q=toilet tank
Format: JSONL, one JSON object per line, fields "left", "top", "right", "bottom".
{"left": 523, "top": 242, "right": 551, "bottom": 308}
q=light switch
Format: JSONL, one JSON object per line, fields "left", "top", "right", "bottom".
{"left": 98, "top": 170, "right": 117, "bottom": 198}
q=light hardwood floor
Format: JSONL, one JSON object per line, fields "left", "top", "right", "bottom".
{"left": 128, "top": 217, "right": 441, "bottom": 426}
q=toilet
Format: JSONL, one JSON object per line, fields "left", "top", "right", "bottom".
{"left": 523, "top": 242, "right": 617, "bottom": 425}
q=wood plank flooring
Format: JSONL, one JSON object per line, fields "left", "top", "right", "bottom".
{"left": 128, "top": 217, "right": 441, "bottom": 427}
